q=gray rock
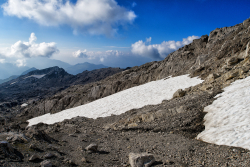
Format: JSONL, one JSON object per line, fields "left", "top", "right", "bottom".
{"left": 129, "top": 152, "right": 155, "bottom": 167}
{"left": 206, "top": 73, "right": 220, "bottom": 82}
{"left": 173, "top": 89, "right": 186, "bottom": 98}
{"left": 29, "top": 154, "right": 41, "bottom": 161}
{"left": 0, "top": 141, "right": 14, "bottom": 153}
{"left": 5, "top": 132, "right": 30, "bottom": 143}
{"left": 85, "top": 143, "right": 98, "bottom": 152}
{"left": 81, "top": 157, "right": 87, "bottom": 162}
{"left": 225, "top": 71, "right": 239, "bottom": 81}
{"left": 44, "top": 153, "right": 56, "bottom": 159}
{"left": 40, "top": 160, "right": 52, "bottom": 167}
{"left": 227, "top": 57, "right": 239, "bottom": 66}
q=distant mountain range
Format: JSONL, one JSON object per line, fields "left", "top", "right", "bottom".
{"left": 0, "top": 66, "right": 123, "bottom": 106}
{"left": 0, "top": 60, "right": 109, "bottom": 84}
{"left": 0, "top": 63, "right": 30, "bottom": 80}
{"left": 65, "top": 62, "right": 108, "bottom": 75}
{"left": 0, "top": 67, "right": 37, "bottom": 85}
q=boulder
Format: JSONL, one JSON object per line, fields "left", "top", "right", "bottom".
{"left": 129, "top": 152, "right": 155, "bottom": 167}
{"left": 243, "top": 18, "right": 250, "bottom": 28}
{"left": 225, "top": 71, "right": 239, "bottom": 81}
{"left": 206, "top": 73, "right": 220, "bottom": 82}
{"left": 85, "top": 143, "right": 98, "bottom": 152}
{"left": 40, "top": 160, "right": 52, "bottom": 167}
{"left": 44, "top": 153, "right": 56, "bottom": 159}
{"left": 6, "top": 132, "right": 30, "bottom": 143}
{"left": 173, "top": 89, "right": 186, "bottom": 98}
{"left": 29, "top": 154, "right": 41, "bottom": 161}
{"left": 227, "top": 57, "right": 239, "bottom": 66}
{"left": 141, "top": 114, "right": 155, "bottom": 122}
{"left": 0, "top": 141, "right": 14, "bottom": 153}
{"left": 128, "top": 123, "right": 138, "bottom": 128}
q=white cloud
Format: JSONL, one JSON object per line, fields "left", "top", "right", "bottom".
{"left": 72, "top": 49, "right": 88, "bottom": 58}
{"left": 0, "top": 33, "right": 59, "bottom": 59}
{"left": 105, "top": 50, "right": 123, "bottom": 56}
{"left": 72, "top": 49, "right": 127, "bottom": 62}
{"left": 0, "top": 59, "right": 6, "bottom": 63}
{"left": 2, "top": 0, "right": 137, "bottom": 36}
{"left": 100, "top": 57, "right": 104, "bottom": 62}
{"left": 15, "top": 59, "right": 26, "bottom": 67}
{"left": 131, "top": 36, "right": 199, "bottom": 60}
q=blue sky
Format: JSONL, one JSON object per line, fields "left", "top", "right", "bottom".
{"left": 0, "top": 0, "right": 249, "bottom": 69}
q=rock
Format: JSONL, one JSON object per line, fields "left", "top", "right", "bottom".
{"left": 6, "top": 132, "right": 30, "bottom": 143}
{"left": 29, "top": 143, "right": 38, "bottom": 150}
{"left": 243, "top": 18, "right": 250, "bottom": 28}
{"left": 26, "top": 128, "right": 54, "bottom": 143}
{"left": 155, "top": 110, "right": 165, "bottom": 118}
{"left": 224, "top": 71, "right": 239, "bottom": 81}
{"left": 245, "top": 42, "right": 250, "bottom": 58}
{"left": 173, "top": 89, "right": 186, "bottom": 98}
{"left": 85, "top": 143, "right": 98, "bottom": 152}
{"left": 129, "top": 153, "right": 155, "bottom": 167}
{"left": 0, "top": 141, "right": 14, "bottom": 153}
{"left": 0, "top": 117, "right": 6, "bottom": 126}
{"left": 81, "top": 157, "right": 87, "bottom": 162}
{"left": 176, "top": 106, "right": 185, "bottom": 113}
{"left": 128, "top": 123, "right": 138, "bottom": 128}
{"left": 29, "top": 154, "right": 41, "bottom": 161}
{"left": 141, "top": 114, "right": 155, "bottom": 122}
{"left": 0, "top": 141, "right": 22, "bottom": 161}
{"left": 227, "top": 57, "right": 239, "bottom": 66}
{"left": 240, "top": 66, "right": 250, "bottom": 74}
{"left": 63, "top": 158, "right": 76, "bottom": 165}
{"left": 40, "top": 160, "right": 52, "bottom": 167}
{"left": 44, "top": 153, "right": 56, "bottom": 159}
{"left": 206, "top": 73, "right": 220, "bottom": 82}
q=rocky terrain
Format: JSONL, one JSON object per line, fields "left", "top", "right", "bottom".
{"left": 0, "top": 18, "right": 250, "bottom": 166}
{"left": 0, "top": 67, "right": 123, "bottom": 117}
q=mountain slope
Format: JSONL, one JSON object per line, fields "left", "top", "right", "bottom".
{"left": 0, "top": 75, "right": 19, "bottom": 84}
{"left": 1, "top": 18, "right": 250, "bottom": 167}
{"left": 0, "top": 67, "right": 123, "bottom": 111}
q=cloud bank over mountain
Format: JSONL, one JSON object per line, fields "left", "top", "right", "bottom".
{"left": 131, "top": 36, "right": 199, "bottom": 60}
{"left": 2, "top": 0, "right": 136, "bottom": 36}
{"left": 0, "top": 33, "right": 58, "bottom": 67}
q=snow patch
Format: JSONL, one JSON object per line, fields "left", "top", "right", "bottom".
{"left": 10, "top": 82, "right": 16, "bottom": 85}
{"left": 197, "top": 76, "right": 250, "bottom": 150}
{"left": 21, "top": 103, "right": 28, "bottom": 107}
{"left": 27, "top": 75, "right": 203, "bottom": 126}
{"left": 24, "top": 74, "right": 46, "bottom": 79}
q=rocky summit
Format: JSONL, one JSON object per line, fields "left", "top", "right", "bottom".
{"left": 0, "top": 18, "right": 250, "bottom": 166}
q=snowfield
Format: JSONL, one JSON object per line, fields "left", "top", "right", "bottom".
{"left": 197, "top": 76, "right": 250, "bottom": 150}
{"left": 28, "top": 75, "right": 203, "bottom": 126}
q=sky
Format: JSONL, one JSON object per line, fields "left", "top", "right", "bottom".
{"left": 0, "top": 0, "right": 249, "bottom": 69}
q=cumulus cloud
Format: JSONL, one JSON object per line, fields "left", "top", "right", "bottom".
{"left": 15, "top": 59, "right": 26, "bottom": 67}
{"left": 72, "top": 49, "right": 88, "bottom": 58}
{"left": 131, "top": 36, "right": 199, "bottom": 60}
{"left": 105, "top": 50, "right": 123, "bottom": 56}
{"left": 0, "top": 33, "right": 59, "bottom": 59}
{"left": 2, "top": 0, "right": 137, "bottom": 36}
{"left": 72, "top": 49, "right": 126, "bottom": 62}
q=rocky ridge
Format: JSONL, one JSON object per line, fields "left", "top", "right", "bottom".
{"left": 0, "top": 67, "right": 123, "bottom": 117}
{"left": 0, "top": 18, "right": 250, "bottom": 166}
